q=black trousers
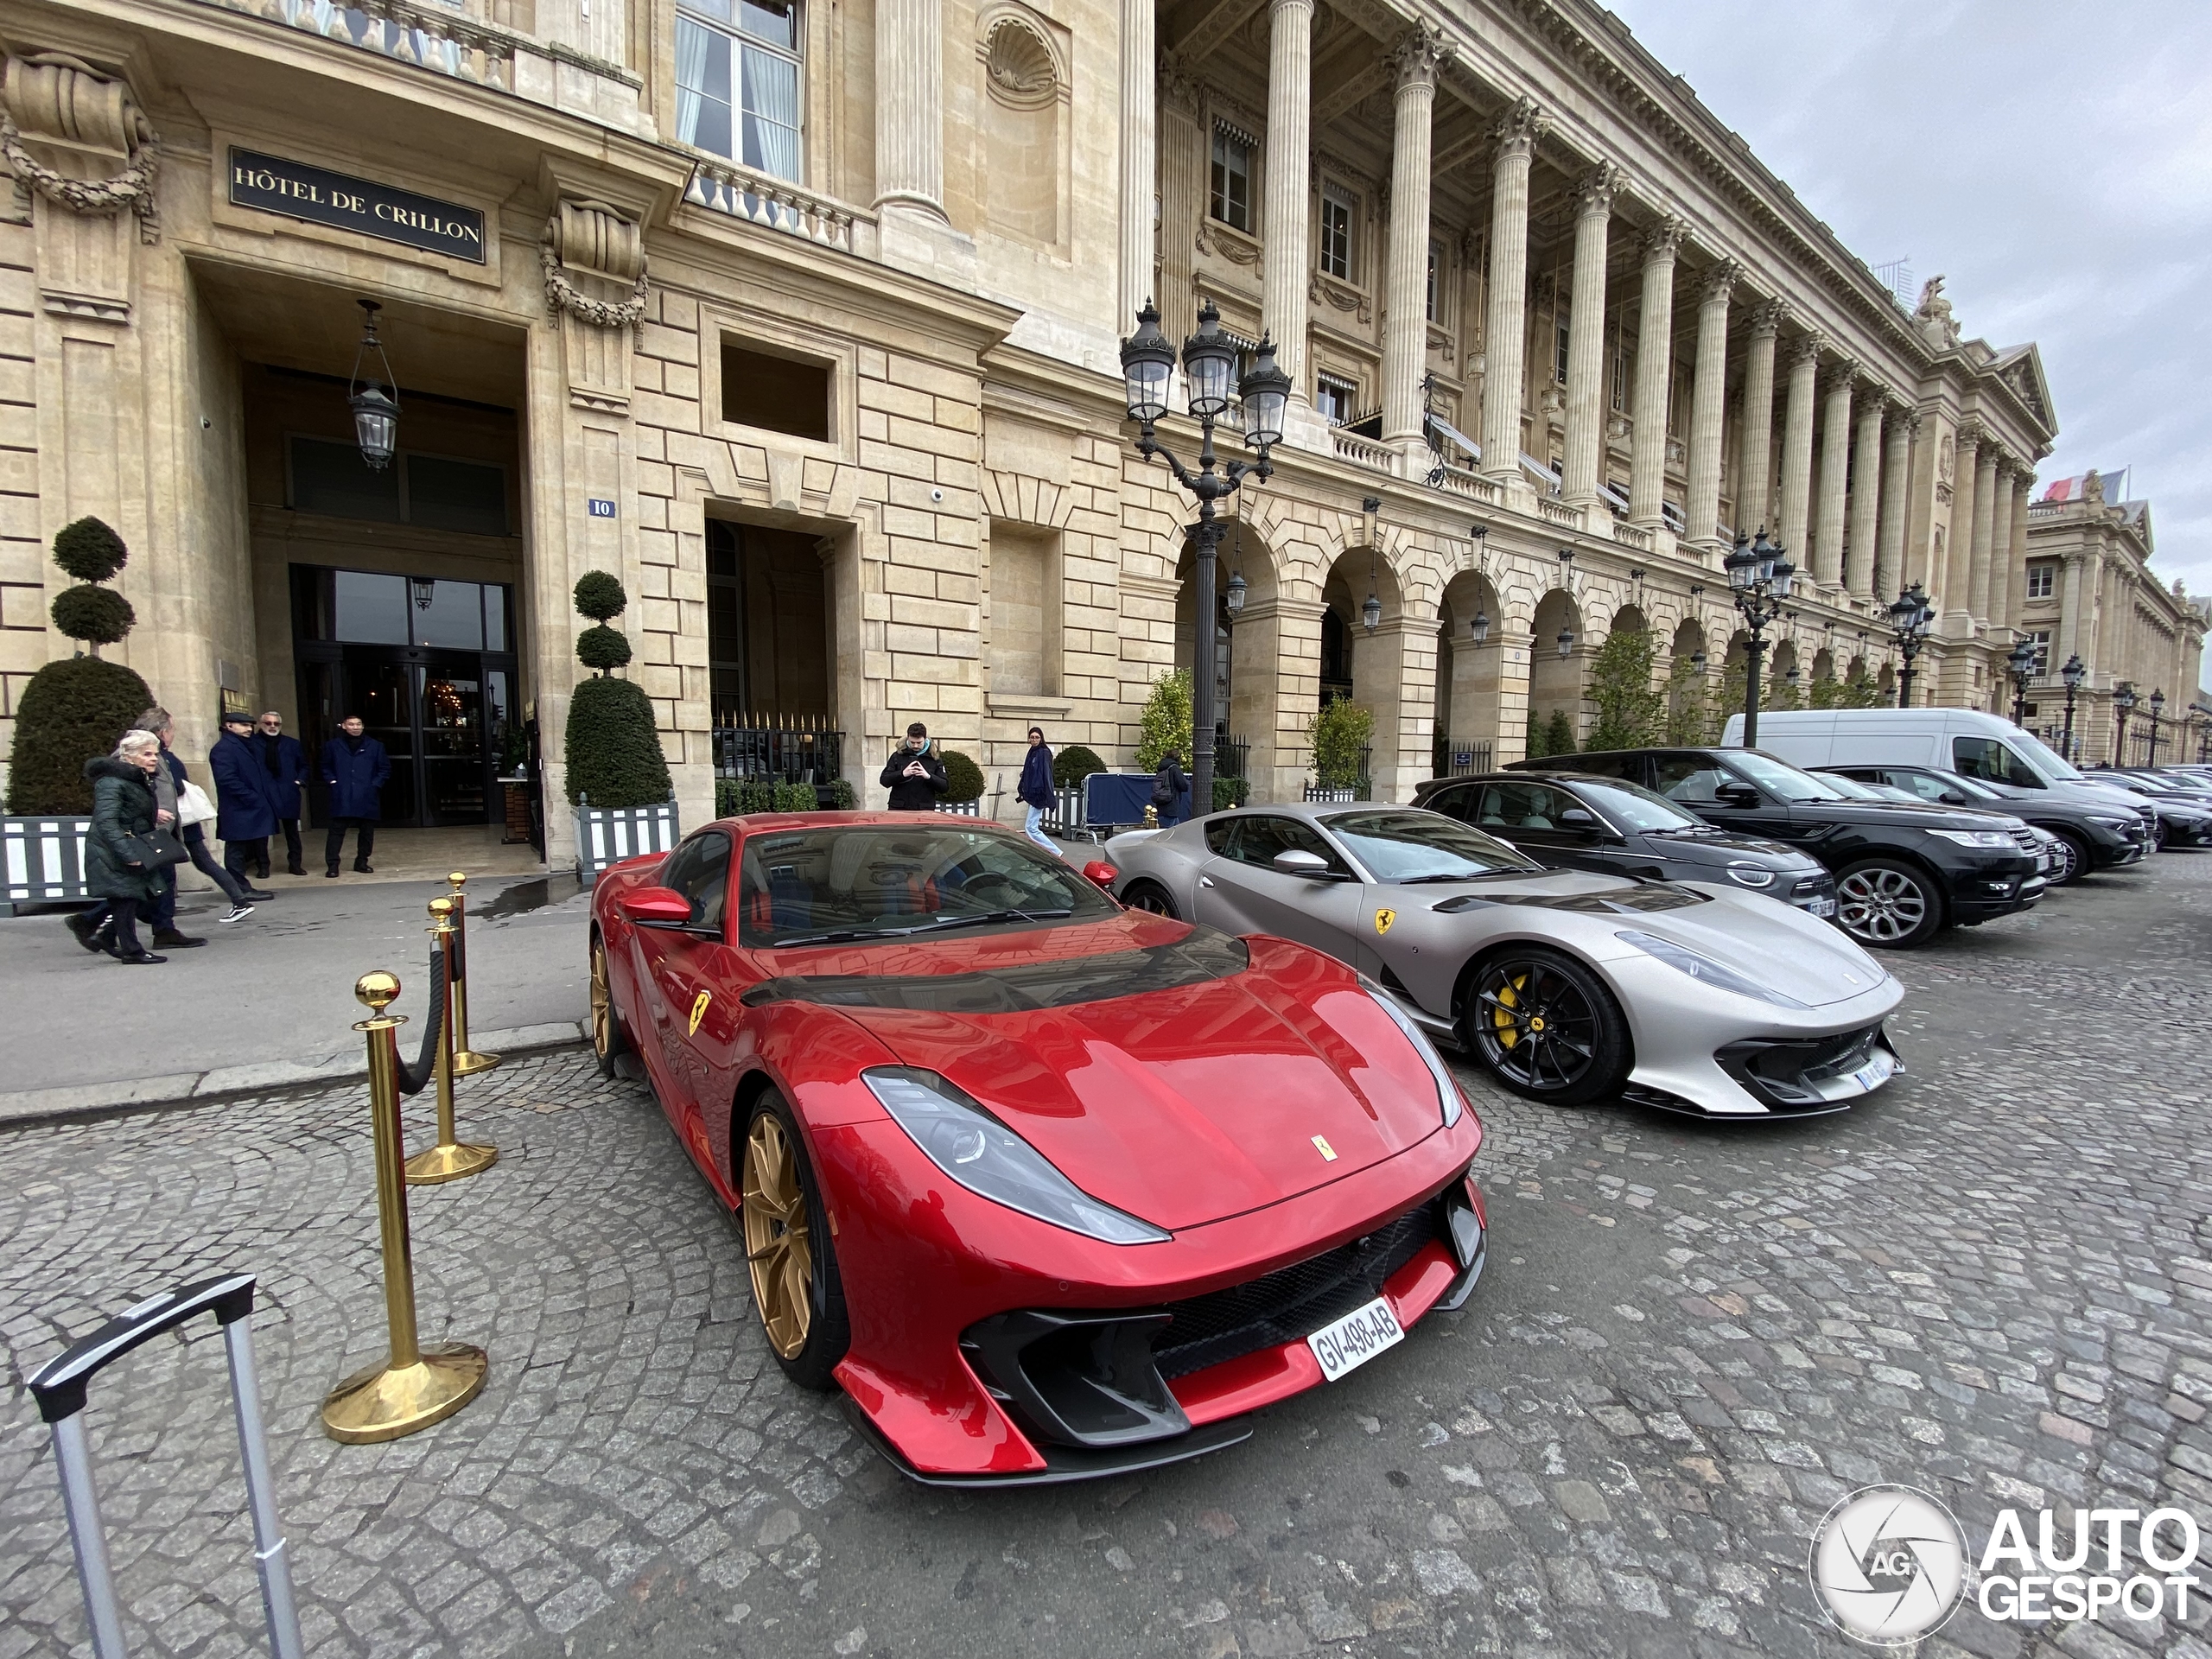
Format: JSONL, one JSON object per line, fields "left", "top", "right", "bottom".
{"left": 154, "top": 832, "right": 248, "bottom": 925}
{"left": 108, "top": 896, "right": 146, "bottom": 957}
{"left": 325, "top": 817, "right": 377, "bottom": 870}
{"left": 275, "top": 818, "right": 302, "bottom": 872}
{"left": 224, "top": 836, "right": 267, "bottom": 885}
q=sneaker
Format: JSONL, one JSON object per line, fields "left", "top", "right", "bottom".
{"left": 151, "top": 928, "right": 207, "bottom": 949}
{"left": 221, "top": 903, "right": 257, "bottom": 923}
{"left": 66, "top": 912, "right": 106, "bottom": 953}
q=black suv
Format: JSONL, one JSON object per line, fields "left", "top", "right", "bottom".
{"left": 1817, "top": 762, "right": 2148, "bottom": 883}
{"left": 1510, "top": 746, "right": 2044, "bottom": 949}
{"left": 1412, "top": 771, "right": 1839, "bottom": 918}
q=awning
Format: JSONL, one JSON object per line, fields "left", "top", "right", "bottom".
{"left": 1425, "top": 413, "right": 1481, "bottom": 463}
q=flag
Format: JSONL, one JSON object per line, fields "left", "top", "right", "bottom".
{"left": 2041, "top": 467, "right": 2129, "bottom": 504}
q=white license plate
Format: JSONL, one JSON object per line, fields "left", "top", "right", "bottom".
{"left": 1850, "top": 1049, "right": 1895, "bottom": 1092}
{"left": 1307, "top": 1296, "right": 1405, "bottom": 1382}
{"left": 1806, "top": 898, "right": 1838, "bottom": 918}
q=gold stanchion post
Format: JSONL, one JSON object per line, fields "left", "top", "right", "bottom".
{"left": 321, "top": 971, "right": 488, "bottom": 1444}
{"left": 445, "top": 871, "right": 500, "bottom": 1077}
{"left": 404, "top": 899, "right": 498, "bottom": 1185}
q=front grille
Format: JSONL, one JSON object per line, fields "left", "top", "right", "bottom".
{"left": 1715, "top": 1024, "right": 1887, "bottom": 1111}
{"left": 2008, "top": 826, "right": 2041, "bottom": 854}
{"left": 1152, "top": 1203, "right": 1443, "bottom": 1379}
{"left": 1789, "top": 873, "right": 1836, "bottom": 903}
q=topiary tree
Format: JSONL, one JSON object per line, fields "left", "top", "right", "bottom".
{"left": 1052, "top": 744, "right": 1106, "bottom": 790}
{"left": 1541, "top": 708, "right": 1578, "bottom": 759}
{"left": 941, "top": 749, "right": 985, "bottom": 803}
{"left": 1523, "top": 703, "right": 1549, "bottom": 760}
{"left": 1584, "top": 624, "right": 1662, "bottom": 752}
{"left": 1134, "top": 671, "right": 1193, "bottom": 774}
{"left": 1308, "top": 697, "right": 1373, "bottom": 791}
{"left": 4, "top": 517, "right": 154, "bottom": 815}
{"left": 563, "top": 570, "right": 671, "bottom": 810}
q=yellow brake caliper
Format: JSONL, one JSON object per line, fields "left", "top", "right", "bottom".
{"left": 1493, "top": 973, "right": 1524, "bottom": 1048}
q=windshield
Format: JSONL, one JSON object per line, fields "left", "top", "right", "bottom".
{"left": 1726, "top": 750, "right": 1852, "bottom": 802}
{"left": 738, "top": 824, "right": 1117, "bottom": 946}
{"left": 2010, "top": 728, "right": 2084, "bottom": 781}
{"left": 1821, "top": 774, "right": 1915, "bottom": 803}
{"left": 1572, "top": 778, "right": 1702, "bottom": 832}
{"left": 1320, "top": 809, "right": 1542, "bottom": 881}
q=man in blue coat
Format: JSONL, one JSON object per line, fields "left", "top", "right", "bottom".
{"left": 320, "top": 714, "right": 391, "bottom": 876}
{"left": 252, "top": 709, "right": 310, "bottom": 877}
{"left": 210, "top": 709, "right": 279, "bottom": 896}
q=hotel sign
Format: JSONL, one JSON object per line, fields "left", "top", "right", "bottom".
{"left": 228, "top": 149, "right": 486, "bottom": 264}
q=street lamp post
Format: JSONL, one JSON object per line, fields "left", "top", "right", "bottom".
{"left": 2113, "top": 682, "right": 2137, "bottom": 766}
{"left": 1885, "top": 582, "right": 1935, "bottom": 709}
{"left": 2146, "top": 689, "right": 2166, "bottom": 767}
{"left": 2005, "top": 636, "right": 2037, "bottom": 726}
{"left": 2059, "top": 653, "right": 2085, "bottom": 762}
{"left": 1725, "top": 529, "right": 1795, "bottom": 748}
{"left": 1119, "top": 299, "right": 1289, "bottom": 817}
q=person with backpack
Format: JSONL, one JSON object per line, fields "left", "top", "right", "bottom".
{"left": 1016, "top": 726, "right": 1058, "bottom": 854}
{"left": 1152, "top": 750, "right": 1188, "bottom": 826}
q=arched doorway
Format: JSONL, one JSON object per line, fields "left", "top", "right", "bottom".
{"left": 1528, "top": 587, "right": 1586, "bottom": 751}
{"left": 1435, "top": 569, "right": 1503, "bottom": 775}
{"left": 1666, "top": 614, "right": 1710, "bottom": 743}
{"left": 1317, "top": 543, "right": 1407, "bottom": 798}
{"left": 1175, "top": 518, "right": 1280, "bottom": 798}
{"left": 1769, "top": 638, "right": 1801, "bottom": 710}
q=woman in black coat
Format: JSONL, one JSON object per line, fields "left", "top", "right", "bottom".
{"left": 83, "top": 732, "right": 171, "bottom": 963}
{"left": 1152, "top": 750, "right": 1188, "bottom": 826}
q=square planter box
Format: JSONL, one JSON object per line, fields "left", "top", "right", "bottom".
{"left": 3, "top": 815, "right": 92, "bottom": 914}
{"left": 575, "top": 798, "right": 680, "bottom": 883}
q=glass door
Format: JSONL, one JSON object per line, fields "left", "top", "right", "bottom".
{"left": 354, "top": 653, "right": 421, "bottom": 826}
{"left": 417, "top": 655, "right": 487, "bottom": 825}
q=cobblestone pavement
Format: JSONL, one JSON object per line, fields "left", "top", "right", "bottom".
{"left": 4, "top": 855, "right": 2212, "bottom": 1659}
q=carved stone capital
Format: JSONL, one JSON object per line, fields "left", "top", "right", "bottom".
{"left": 1699, "top": 258, "right": 1740, "bottom": 308}
{"left": 1390, "top": 22, "right": 1448, "bottom": 91}
{"left": 1820, "top": 357, "right": 1860, "bottom": 397}
{"left": 1638, "top": 213, "right": 1686, "bottom": 268}
{"left": 1955, "top": 418, "right": 1985, "bottom": 453}
{"left": 1749, "top": 296, "right": 1789, "bottom": 338}
{"left": 1571, "top": 161, "right": 1622, "bottom": 220}
{"left": 1489, "top": 94, "right": 1546, "bottom": 162}
{"left": 1786, "top": 332, "right": 1825, "bottom": 372}
{"left": 1, "top": 52, "right": 160, "bottom": 232}
{"left": 1157, "top": 48, "right": 1199, "bottom": 115}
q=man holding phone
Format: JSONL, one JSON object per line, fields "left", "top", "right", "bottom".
{"left": 880, "top": 721, "right": 949, "bottom": 810}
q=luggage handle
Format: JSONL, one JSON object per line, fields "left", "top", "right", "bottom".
{"left": 29, "top": 1272, "right": 302, "bottom": 1659}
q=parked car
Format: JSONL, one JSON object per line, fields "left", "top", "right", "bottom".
{"left": 1102, "top": 802, "right": 1902, "bottom": 1117}
{"left": 1409, "top": 770, "right": 1837, "bottom": 919}
{"left": 2088, "top": 770, "right": 2212, "bottom": 849}
{"left": 1508, "top": 746, "right": 2045, "bottom": 949}
{"left": 1815, "top": 762, "right": 2147, "bottom": 884}
{"left": 1719, "top": 707, "right": 2159, "bottom": 839}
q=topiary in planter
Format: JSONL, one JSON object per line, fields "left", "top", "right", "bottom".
{"left": 563, "top": 571, "right": 671, "bottom": 810}
{"left": 1052, "top": 744, "right": 1105, "bottom": 789}
{"left": 942, "top": 749, "right": 985, "bottom": 803}
{"left": 4, "top": 516, "right": 154, "bottom": 815}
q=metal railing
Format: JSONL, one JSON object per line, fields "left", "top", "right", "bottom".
{"left": 710, "top": 712, "right": 844, "bottom": 785}
{"left": 1431, "top": 736, "right": 1494, "bottom": 779}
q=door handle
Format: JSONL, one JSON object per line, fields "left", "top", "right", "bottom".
{"left": 1200, "top": 876, "right": 1215, "bottom": 887}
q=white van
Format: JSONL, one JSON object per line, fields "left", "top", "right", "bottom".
{"left": 1719, "top": 708, "right": 2151, "bottom": 819}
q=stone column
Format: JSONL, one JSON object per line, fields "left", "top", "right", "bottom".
{"left": 1628, "top": 217, "right": 1684, "bottom": 529}
{"left": 1738, "top": 300, "right": 1784, "bottom": 537}
{"left": 1812, "top": 361, "right": 1855, "bottom": 586}
{"left": 1478, "top": 96, "right": 1545, "bottom": 486}
{"left": 1560, "top": 164, "right": 1619, "bottom": 513}
{"left": 1682, "top": 259, "right": 1737, "bottom": 551}
{"left": 1985, "top": 457, "right": 2015, "bottom": 634}
{"left": 2007, "top": 473, "right": 2033, "bottom": 631}
{"left": 1967, "top": 447, "right": 2000, "bottom": 624}
{"left": 1117, "top": 0, "right": 1156, "bottom": 330}
{"left": 1944, "top": 423, "right": 1980, "bottom": 622}
{"left": 1381, "top": 26, "right": 1446, "bottom": 453}
{"left": 1874, "top": 404, "right": 1914, "bottom": 601}
{"left": 1846, "top": 393, "right": 1884, "bottom": 597}
{"left": 1262, "top": 0, "right": 1315, "bottom": 406}
{"left": 1777, "top": 334, "right": 1821, "bottom": 559}
{"left": 874, "top": 0, "right": 946, "bottom": 225}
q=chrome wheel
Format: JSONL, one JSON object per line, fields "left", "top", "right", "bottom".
{"left": 1472, "top": 959, "right": 1599, "bottom": 1096}
{"left": 742, "top": 1114, "right": 814, "bottom": 1360}
{"left": 1836, "top": 865, "right": 1931, "bottom": 945}
{"left": 2049, "top": 837, "right": 2080, "bottom": 885}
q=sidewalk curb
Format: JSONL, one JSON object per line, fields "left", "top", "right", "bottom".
{"left": 0, "top": 1021, "right": 590, "bottom": 1131}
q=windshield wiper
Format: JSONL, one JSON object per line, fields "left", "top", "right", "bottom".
{"left": 899, "top": 906, "right": 1074, "bottom": 933}
{"left": 766, "top": 906, "right": 1074, "bottom": 948}
{"left": 1395, "top": 869, "right": 1529, "bottom": 883}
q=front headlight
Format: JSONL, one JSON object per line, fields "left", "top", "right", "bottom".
{"left": 2088, "top": 817, "right": 2133, "bottom": 832}
{"left": 1363, "top": 986, "right": 1465, "bottom": 1127}
{"left": 864, "top": 1068, "right": 1170, "bottom": 1244}
{"left": 1724, "top": 861, "right": 1777, "bottom": 889}
{"left": 1926, "top": 829, "right": 2018, "bottom": 849}
{"left": 1614, "top": 930, "right": 1810, "bottom": 1008}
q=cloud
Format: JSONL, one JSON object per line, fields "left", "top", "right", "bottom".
{"left": 1605, "top": 0, "right": 2212, "bottom": 636}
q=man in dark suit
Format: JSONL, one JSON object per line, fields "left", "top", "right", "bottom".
{"left": 253, "top": 709, "right": 310, "bottom": 877}
{"left": 320, "top": 714, "right": 391, "bottom": 876}
{"left": 210, "top": 709, "right": 279, "bottom": 898}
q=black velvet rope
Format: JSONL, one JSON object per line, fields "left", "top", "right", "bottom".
{"left": 396, "top": 943, "right": 448, "bottom": 1097}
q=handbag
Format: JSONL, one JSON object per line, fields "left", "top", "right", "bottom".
{"left": 122, "top": 827, "right": 189, "bottom": 870}
{"left": 177, "top": 780, "right": 217, "bottom": 827}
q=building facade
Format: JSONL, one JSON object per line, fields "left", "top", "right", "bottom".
{"left": 0, "top": 0, "right": 2075, "bottom": 861}
{"left": 2018, "top": 474, "right": 2209, "bottom": 765}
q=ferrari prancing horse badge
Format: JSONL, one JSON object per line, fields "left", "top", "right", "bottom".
{"left": 1374, "top": 908, "right": 1396, "bottom": 937}
{"left": 689, "top": 990, "right": 711, "bottom": 1036}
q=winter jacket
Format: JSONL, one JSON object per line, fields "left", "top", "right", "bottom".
{"left": 880, "top": 744, "right": 949, "bottom": 811}
{"left": 321, "top": 734, "right": 392, "bottom": 821}
{"left": 83, "top": 756, "right": 165, "bottom": 905}
{"left": 1017, "top": 744, "right": 1055, "bottom": 809}
{"left": 255, "top": 731, "right": 309, "bottom": 819}
{"left": 1151, "top": 758, "right": 1188, "bottom": 815}
{"left": 210, "top": 730, "right": 278, "bottom": 841}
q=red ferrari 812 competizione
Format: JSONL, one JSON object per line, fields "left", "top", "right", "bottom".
{"left": 589, "top": 811, "right": 1488, "bottom": 1484}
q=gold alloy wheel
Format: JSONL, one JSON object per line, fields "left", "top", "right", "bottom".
{"left": 589, "top": 940, "right": 612, "bottom": 1057}
{"left": 742, "top": 1114, "right": 814, "bottom": 1359}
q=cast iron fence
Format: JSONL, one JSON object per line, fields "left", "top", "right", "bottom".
{"left": 711, "top": 711, "right": 844, "bottom": 787}
{"left": 1431, "top": 736, "right": 1494, "bottom": 779}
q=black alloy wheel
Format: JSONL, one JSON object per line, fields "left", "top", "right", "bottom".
{"left": 2045, "top": 830, "right": 2087, "bottom": 887}
{"left": 1120, "top": 880, "right": 1179, "bottom": 918}
{"left": 1462, "top": 947, "right": 1630, "bottom": 1107}
{"left": 1834, "top": 858, "right": 1944, "bottom": 949}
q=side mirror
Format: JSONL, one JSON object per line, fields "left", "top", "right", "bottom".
{"left": 1715, "top": 785, "right": 1761, "bottom": 808}
{"left": 1272, "top": 849, "right": 1338, "bottom": 879}
{"left": 620, "top": 886, "right": 696, "bottom": 928}
{"left": 1557, "top": 807, "right": 1600, "bottom": 832}
{"left": 1082, "top": 860, "right": 1119, "bottom": 890}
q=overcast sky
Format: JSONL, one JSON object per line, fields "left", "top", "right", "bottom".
{"left": 1604, "top": 0, "right": 2212, "bottom": 635}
